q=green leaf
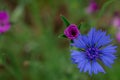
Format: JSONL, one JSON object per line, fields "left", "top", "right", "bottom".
{"left": 78, "top": 24, "right": 81, "bottom": 30}
{"left": 11, "top": 5, "right": 24, "bottom": 23}
{"left": 58, "top": 34, "right": 67, "bottom": 38}
{"left": 60, "top": 15, "right": 70, "bottom": 27}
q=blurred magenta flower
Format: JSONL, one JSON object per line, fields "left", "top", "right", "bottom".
{"left": 112, "top": 17, "right": 120, "bottom": 28}
{"left": 0, "top": 11, "right": 10, "bottom": 33}
{"left": 116, "top": 32, "right": 120, "bottom": 42}
{"left": 85, "top": 1, "right": 98, "bottom": 14}
{"left": 64, "top": 24, "right": 80, "bottom": 40}
{"left": 71, "top": 28, "right": 116, "bottom": 75}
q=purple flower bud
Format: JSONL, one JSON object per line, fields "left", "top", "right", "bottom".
{"left": 85, "top": 1, "right": 98, "bottom": 14}
{"left": 0, "top": 11, "right": 10, "bottom": 33}
{"left": 64, "top": 24, "right": 80, "bottom": 40}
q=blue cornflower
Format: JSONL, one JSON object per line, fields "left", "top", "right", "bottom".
{"left": 71, "top": 28, "right": 117, "bottom": 75}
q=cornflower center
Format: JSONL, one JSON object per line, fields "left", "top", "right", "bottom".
{"left": 86, "top": 48, "right": 99, "bottom": 60}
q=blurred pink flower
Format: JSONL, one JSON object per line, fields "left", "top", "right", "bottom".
{"left": 112, "top": 17, "right": 120, "bottom": 28}
{"left": 85, "top": 1, "right": 98, "bottom": 14}
{"left": 0, "top": 11, "right": 10, "bottom": 33}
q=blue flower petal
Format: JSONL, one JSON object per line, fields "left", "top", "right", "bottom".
{"left": 100, "top": 55, "right": 115, "bottom": 68}
{"left": 92, "top": 61, "right": 105, "bottom": 74}
{"left": 83, "top": 61, "right": 92, "bottom": 75}
{"left": 95, "top": 32, "right": 112, "bottom": 48}
{"left": 100, "top": 45, "right": 116, "bottom": 67}
{"left": 87, "top": 28, "right": 112, "bottom": 48}
{"left": 87, "top": 28, "right": 96, "bottom": 46}
{"left": 71, "top": 50, "right": 84, "bottom": 63}
{"left": 100, "top": 45, "right": 117, "bottom": 54}
{"left": 71, "top": 35, "right": 86, "bottom": 49}
{"left": 78, "top": 59, "right": 87, "bottom": 72}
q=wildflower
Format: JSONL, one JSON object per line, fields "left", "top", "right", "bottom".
{"left": 0, "top": 11, "right": 10, "bottom": 33}
{"left": 85, "top": 1, "right": 98, "bottom": 14}
{"left": 112, "top": 16, "right": 120, "bottom": 28}
{"left": 71, "top": 28, "right": 117, "bottom": 75}
{"left": 64, "top": 24, "right": 80, "bottom": 40}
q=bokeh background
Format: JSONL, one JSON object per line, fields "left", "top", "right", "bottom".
{"left": 0, "top": 0, "right": 120, "bottom": 80}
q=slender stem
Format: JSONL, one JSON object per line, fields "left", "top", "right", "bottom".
{"left": 88, "top": 74, "right": 95, "bottom": 80}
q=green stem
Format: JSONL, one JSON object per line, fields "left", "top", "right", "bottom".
{"left": 98, "top": 0, "right": 115, "bottom": 18}
{"left": 88, "top": 74, "right": 95, "bottom": 80}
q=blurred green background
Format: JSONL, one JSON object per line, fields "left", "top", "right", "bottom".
{"left": 0, "top": 0, "right": 120, "bottom": 80}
